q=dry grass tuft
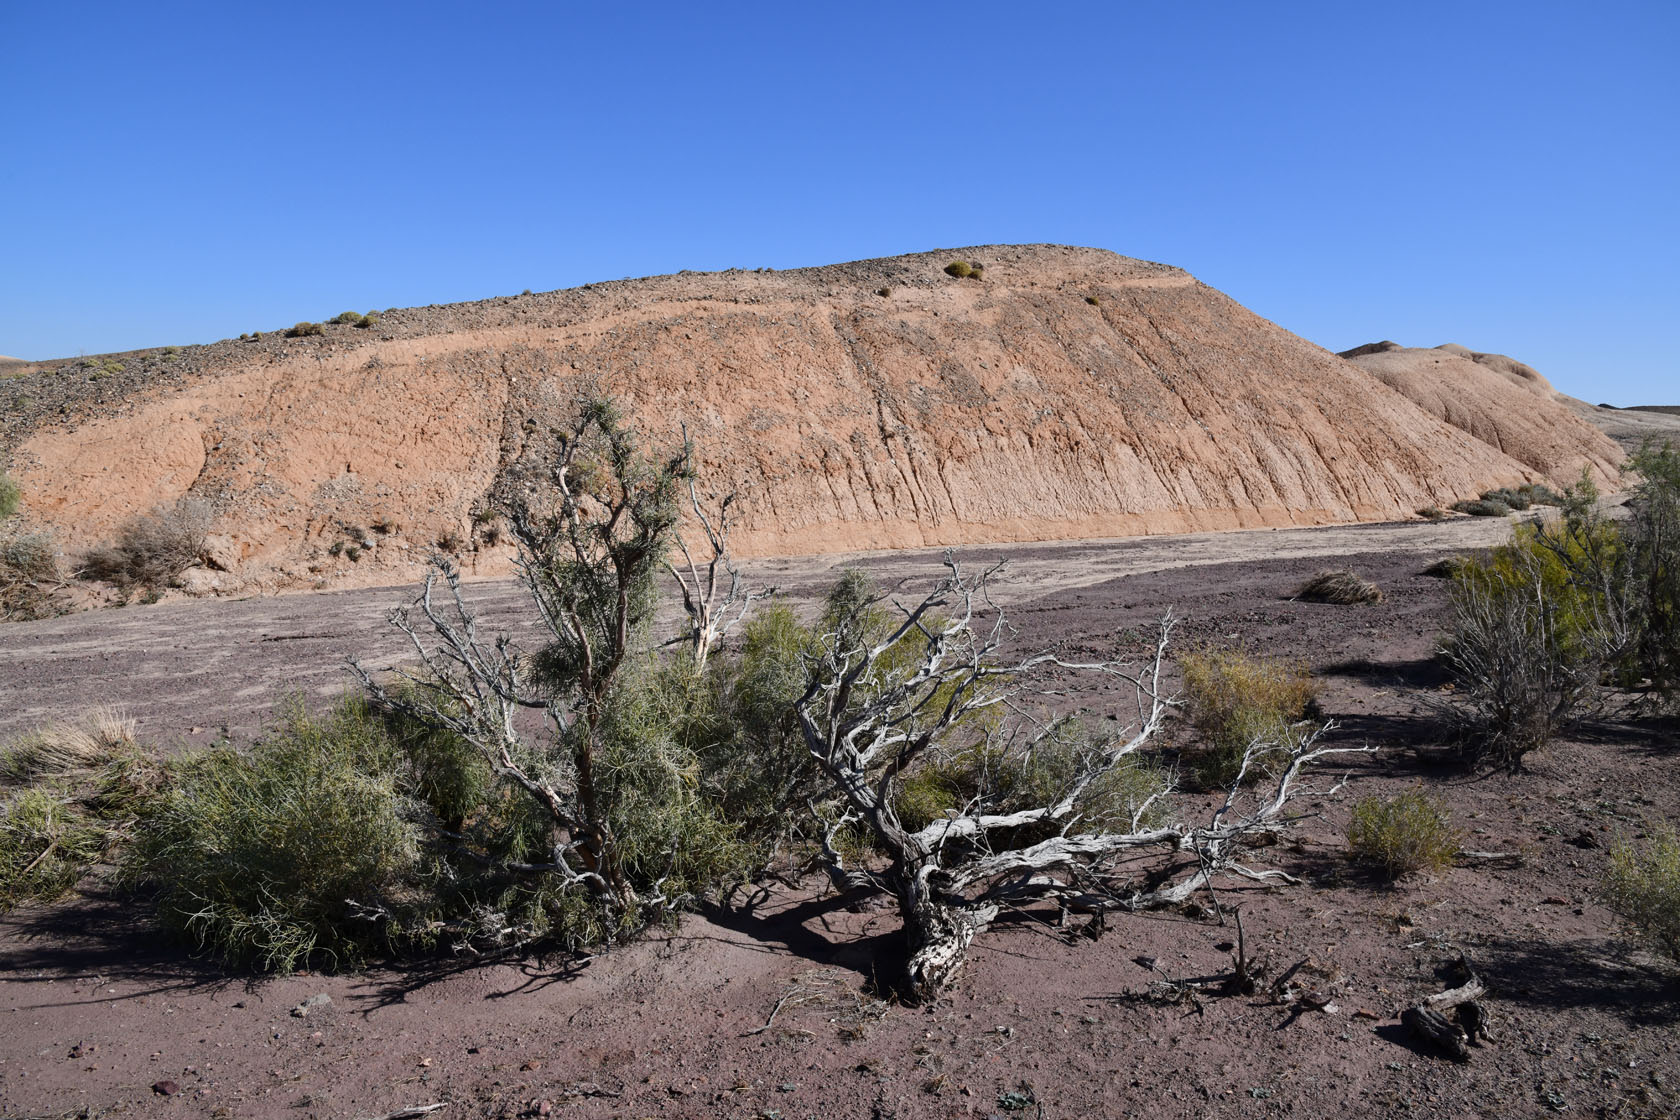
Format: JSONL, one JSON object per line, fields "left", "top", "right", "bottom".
{"left": 1293, "top": 569, "right": 1383, "bottom": 605}
{"left": 1, "top": 708, "right": 137, "bottom": 786}
{"left": 1347, "top": 790, "right": 1461, "bottom": 879}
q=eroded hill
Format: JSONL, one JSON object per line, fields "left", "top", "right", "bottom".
{"left": 0, "top": 245, "right": 1624, "bottom": 594}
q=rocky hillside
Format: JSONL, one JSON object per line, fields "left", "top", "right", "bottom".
{"left": 0, "top": 246, "right": 1624, "bottom": 595}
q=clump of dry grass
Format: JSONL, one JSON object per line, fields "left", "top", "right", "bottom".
{"left": 1293, "top": 569, "right": 1383, "bottom": 605}
{"left": 1422, "top": 555, "right": 1471, "bottom": 579}
{"left": 1, "top": 531, "right": 67, "bottom": 621}
{"left": 1604, "top": 820, "right": 1680, "bottom": 962}
{"left": 0, "top": 707, "right": 136, "bottom": 786}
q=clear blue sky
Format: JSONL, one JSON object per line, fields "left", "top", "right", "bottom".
{"left": 3, "top": 1, "right": 1674, "bottom": 403}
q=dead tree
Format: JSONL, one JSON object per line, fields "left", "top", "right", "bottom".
{"left": 664, "top": 479, "right": 775, "bottom": 669}
{"left": 794, "top": 554, "right": 1374, "bottom": 1002}
{"left": 352, "top": 395, "right": 691, "bottom": 931}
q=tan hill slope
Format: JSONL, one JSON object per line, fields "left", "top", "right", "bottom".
{"left": 0, "top": 245, "right": 1621, "bottom": 594}
{"left": 1338, "top": 340, "right": 1657, "bottom": 463}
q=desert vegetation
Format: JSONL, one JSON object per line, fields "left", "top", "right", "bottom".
{"left": 77, "top": 497, "right": 211, "bottom": 595}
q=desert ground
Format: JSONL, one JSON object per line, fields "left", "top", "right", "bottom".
{"left": 2, "top": 512, "right": 1675, "bottom": 1120}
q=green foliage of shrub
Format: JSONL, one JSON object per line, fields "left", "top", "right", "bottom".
{"left": 1624, "top": 441, "right": 1680, "bottom": 702}
{"left": 943, "top": 261, "right": 973, "bottom": 278}
{"left": 78, "top": 498, "right": 211, "bottom": 591}
{"left": 1179, "top": 649, "right": 1319, "bottom": 788}
{"left": 892, "top": 718, "right": 1170, "bottom": 840}
{"left": 0, "top": 472, "right": 20, "bottom": 521}
{"left": 1452, "top": 498, "right": 1510, "bottom": 517}
{"left": 0, "top": 789, "right": 109, "bottom": 908}
{"left": 1437, "top": 520, "right": 1612, "bottom": 766}
{"left": 1346, "top": 790, "right": 1460, "bottom": 879}
{"left": 1416, "top": 506, "right": 1448, "bottom": 521}
{"left": 1604, "top": 820, "right": 1680, "bottom": 962}
{"left": 1085, "top": 295, "right": 1101, "bottom": 306}
{"left": 1481, "top": 487, "right": 1531, "bottom": 511}
{"left": 127, "top": 698, "right": 434, "bottom": 972}
{"left": 286, "top": 321, "right": 324, "bottom": 338}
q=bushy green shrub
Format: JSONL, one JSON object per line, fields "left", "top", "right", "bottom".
{"left": 1623, "top": 441, "right": 1680, "bottom": 702}
{"left": 1604, "top": 820, "right": 1680, "bottom": 962}
{"left": 1436, "top": 524, "right": 1610, "bottom": 767}
{"left": 285, "top": 321, "right": 324, "bottom": 338}
{"left": 1481, "top": 487, "right": 1531, "bottom": 511}
{"left": 1346, "top": 790, "right": 1460, "bottom": 879}
{"left": 1179, "top": 649, "right": 1319, "bottom": 787}
{"left": 0, "top": 789, "right": 109, "bottom": 908}
{"left": 78, "top": 498, "right": 211, "bottom": 591}
{"left": 0, "top": 471, "right": 18, "bottom": 520}
{"left": 893, "top": 719, "right": 1170, "bottom": 840}
{"left": 943, "top": 261, "right": 974, "bottom": 278}
{"left": 127, "top": 698, "right": 435, "bottom": 972}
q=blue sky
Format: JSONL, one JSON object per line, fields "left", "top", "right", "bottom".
{"left": 3, "top": 2, "right": 1674, "bottom": 403}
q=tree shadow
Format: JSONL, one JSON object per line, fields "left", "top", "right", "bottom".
{"left": 697, "top": 890, "right": 906, "bottom": 985}
{"left": 1477, "top": 937, "right": 1680, "bottom": 1027}
{"left": 0, "top": 888, "right": 245, "bottom": 1005}
{"left": 1319, "top": 656, "right": 1451, "bottom": 692}
{"left": 345, "top": 946, "right": 595, "bottom": 1014}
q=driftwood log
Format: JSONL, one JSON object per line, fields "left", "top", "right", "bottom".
{"left": 1402, "top": 958, "right": 1492, "bottom": 1061}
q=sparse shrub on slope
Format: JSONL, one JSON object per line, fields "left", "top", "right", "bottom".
{"left": 1623, "top": 440, "right": 1680, "bottom": 703}
{"left": 1452, "top": 498, "right": 1510, "bottom": 517}
{"left": 285, "top": 321, "right": 324, "bottom": 338}
{"left": 1604, "top": 820, "right": 1680, "bottom": 963}
{"left": 1179, "top": 649, "right": 1319, "bottom": 788}
{"left": 78, "top": 498, "right": 211, "bottom": 592}
{"left": 1346, "top": 790, "right": 1460, "bottom": 880}
{"left": 0, "top": 470, "right": 18, "bottom": 520}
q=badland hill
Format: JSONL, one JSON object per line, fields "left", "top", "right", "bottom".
{"left": 0, "top": 245, "right": 1626, "bottom": 595}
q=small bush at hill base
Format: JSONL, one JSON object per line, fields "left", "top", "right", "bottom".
{"left": 0, "top": 471, "right": 17, "bottom": 520}
{"left": 1422, "top": 555, "right": 1471, "bottom": 579}
{"left": 1294, "top": 569, "right": 1382, "bottom": 605}
{"left": 1604, "top": 820, "right": 1680, "bottom": 963}
{"left": 1416, "top": 506, "right": 1448, "bottom": 521}
{"left": 78, "top": 498, "right": 211, "bottom": 591}
{"left": 1346, "top": 790, "right": 1460, "bottom": 879}
{"left": 1452, "top": 498, "right": 1510, "bottom": 517}
{"left": 1481, "top": 487, "right": 1531, "bottom": 511}
{"left": 1, "top": 531, "right": 66, "bottom": 621}
{"left": 1180, "top": 649, "right": 1319, "bottom": 788}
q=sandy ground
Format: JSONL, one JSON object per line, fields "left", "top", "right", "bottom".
{"left": 2, "top": 514, "right": 1677, "bottom": 1120}
{"left": 0, "top": 514, "right": 1523, "bottom": 743}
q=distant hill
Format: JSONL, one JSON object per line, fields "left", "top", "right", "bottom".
{"left": 0, "top": 246, "right": 1626, "bottom": 595}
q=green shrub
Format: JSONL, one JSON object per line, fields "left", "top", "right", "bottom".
{"left": 1624, "top": 441, "right": 1680, "bottom": 702}
{"left": 1422, "top": 555, "right": 1470, "bottom": 579}
{"left": 78, "top": 498, "right": 211, "bottom": 591}
{"left": 1481, "top": 487, "right": 1531, "bottom": 511}
{"left": 893, "top": 719, "right": 1170, "bottom": 839}
{"left": 286, "top": 321, "right": 324, "bottom": 338}
{"left": 328, "top": 310, "right": 364, "bottom": 326}
{"left": 876, "top": 286, "right": 892, "bottom": 298}
{"left": 943, "top": 261, "right": 973, "bottom": 279}
{"left": 1417, "top": 506, "right": 1448, "bottom": 521}
{"left": 1346, "top": 790, "right": 1460, "bottom": 879}
{"left": 0, "top": 471, "right": 18, "bottom": 520}
{"left": 1294, "top": 569, "right": 1382, "bottom": 604}
{"left": 1085, "top": 295, "right": 1101, "bottom": 306}
{"left": 126, "top": 698, "right": 432, "bottom": 972}
{"left": 1604, "top": 821, "right": 1680, "bottom": 962}
{"left": 0, "top": 789, "right": 110, "bottom": 908}
{"left": 1452, "top": 498, "right": 1510, "bottom": 517}
{"left": 1436, "top": 527, "right": 1608, "bottom": 767}
{"left": 1179, "top": 649, "right": 1319, "bottom": 787}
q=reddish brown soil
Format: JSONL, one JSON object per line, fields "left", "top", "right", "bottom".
{"left": 2, "top": 524, "right": 1677, "bottom": 1120}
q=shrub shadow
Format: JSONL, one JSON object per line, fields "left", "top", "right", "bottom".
{"left": 1478, "top": 937, "right": 1680, "bottom": 1027}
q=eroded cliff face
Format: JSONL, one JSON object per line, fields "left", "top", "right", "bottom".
{"left": 1, "top": 245, "right": 1620, "bottom": 594}
{"left": 1338, "top": 341, "right": 1624, "bottom": 482}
